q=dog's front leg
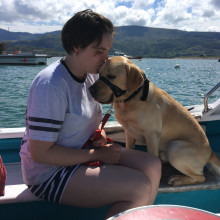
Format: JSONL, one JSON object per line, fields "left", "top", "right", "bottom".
{"left": 144, "top": 132, "right": 160, "bottom": 157}
{"left": 125, "top": 131, "right": 136, "bottom": 149}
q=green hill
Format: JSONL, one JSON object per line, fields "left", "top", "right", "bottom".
{"left": 0, "top": 26, "right": 220, "bottom": 58}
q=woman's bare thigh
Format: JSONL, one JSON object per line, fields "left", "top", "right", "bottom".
{"left": 61, "top": 163, "right": 150, "bottom": 208}
{"left": 61, "top": 147, "right": 161, "bottom": 208}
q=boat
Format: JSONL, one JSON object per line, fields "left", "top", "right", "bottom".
{"left": 114, "top": 51, "right": 133, "bottom": 59}
{"left": 0, "top": 50, "right": 49, "bottom": 65}
{"left": 131, "top": 56, "right": 142, "bottom": 60}
{"left": 113, "top": 52, "right": 142, "bottom": 60}
{"left": 0, "top": 81, "right": 220, "bottom": 219}
{"left": 174, "top": 64, "right": 180, "bottom": 69}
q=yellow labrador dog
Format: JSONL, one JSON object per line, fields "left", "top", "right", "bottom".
{"left": 89, "top": 56, "right": 220, "bottom": 186}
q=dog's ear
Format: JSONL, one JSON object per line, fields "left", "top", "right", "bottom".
{"left": 125, "top": 63, "right": 144, "bottom": 92}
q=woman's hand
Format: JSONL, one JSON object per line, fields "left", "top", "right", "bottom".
{"left": 94, "top": 143, "right": 122, "bottom": 164}
{"left": 90, "top": 129, "right": 107, "bottom": 147}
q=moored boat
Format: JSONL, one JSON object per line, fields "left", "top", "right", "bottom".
{"left": 131, "top": 56, "right": 142, "bottom": 60}
{"left": 0, "top": 51, "right": 49, "bottom": 65}
{"left": 174, "top": 64, "right": 180, "bottom": 69}
{"left": 0, "top": 82, "right": 220, "bottom": 219}
{"left": 114, "top": 51, "right": 133, "bottom": 59}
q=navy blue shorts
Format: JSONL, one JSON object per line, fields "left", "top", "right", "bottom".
{"left": 28, "top": 165, "right": 80, "bottom": 203}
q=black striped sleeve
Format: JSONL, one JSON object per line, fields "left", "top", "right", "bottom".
{"left": 28, "top": 117, "right": 63, "bottom": 125}
{"left": 27, "top": 116, "right": 63, "bottom": 133}
{"left": 28, "top": 125, "right": 60, "bottom": 132}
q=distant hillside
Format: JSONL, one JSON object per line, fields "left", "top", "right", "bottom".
{"left": 0, "top": 26, "right": 220, "bottom": 58}
{"left": 0, "top": 28, "right": 43, "bottom": 41}
{"left": 114, "top": 26, "right": 220, "bottom": 58}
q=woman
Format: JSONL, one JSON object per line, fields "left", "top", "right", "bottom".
{"left": 20, "top": 9, "right": 161, "bottom": 219}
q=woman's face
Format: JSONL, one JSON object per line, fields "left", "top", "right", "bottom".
{"left": 76, "top": 33, "right": 113, "bottom": 74}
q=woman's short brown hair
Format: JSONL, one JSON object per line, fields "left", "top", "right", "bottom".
{"left": 61, "top": 9, "right": 114, "bottom": 54}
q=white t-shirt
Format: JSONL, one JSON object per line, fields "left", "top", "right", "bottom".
{"left": 20, "top": 59, "right": 102, "bottom": 185}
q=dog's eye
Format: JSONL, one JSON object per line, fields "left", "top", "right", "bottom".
{"left": 107, "top": 74, "right": 116, "bottom": 80}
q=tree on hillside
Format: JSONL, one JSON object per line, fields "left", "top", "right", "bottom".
{"left": 0, "top": 43, "right": 7, "bottom": 54}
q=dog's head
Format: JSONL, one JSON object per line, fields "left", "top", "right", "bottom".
{"left": 89, "top": 56, "right": 145, "bottom": 104}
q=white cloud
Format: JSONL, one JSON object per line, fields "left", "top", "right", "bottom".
{"left": 0, "top": 0, "right": 220, "bottom": 33}
{"left": 152, "top": 0, "right": 220, "bottom": 32}
{"left": 132, "top": 0, "right": 154, "bottom": 9}
{"left": 207, "top": 26, "right": 219, "bottom": 32}
{"left": 154, "top": 0, "right": 192, "bottom": 25}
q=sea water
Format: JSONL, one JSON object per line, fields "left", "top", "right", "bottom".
{"left": 0, "top": 57, "right": 220, "bottom": 128}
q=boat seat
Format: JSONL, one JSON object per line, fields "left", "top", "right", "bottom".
{"left": 1, "top": 153, "right": 220, "bottom": 205}
{"left": 159, "top": 153, "right": 220, "bottom": 193}
{"left": 0, "top": 163, "right": 40, "bottom": 204}
{"left": 0, "top": 184, "right": 39, "bottom": 203}
{"left": 159, "top": 162, "right": 220, "bottom": 193}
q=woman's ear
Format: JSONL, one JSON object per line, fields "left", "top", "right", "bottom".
{"left": 73, "top": 47, "right": 80, "bottom": 54}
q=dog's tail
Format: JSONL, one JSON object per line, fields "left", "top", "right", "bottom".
{"left": 208, "top": 151, "right": 220, "bottom": 176}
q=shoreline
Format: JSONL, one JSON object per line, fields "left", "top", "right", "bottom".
{"left": 129, "top": 57, "right": 220, "bottom": 60}
{"left": 130, "top": 56, "right": 220, "bottom": 60}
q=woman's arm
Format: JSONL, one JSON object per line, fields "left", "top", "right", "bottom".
{"left": 30, "top": 139, "right": 121, "bottom": 166}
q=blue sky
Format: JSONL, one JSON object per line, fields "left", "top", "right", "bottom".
{"left": 0, "top": 0, "right": 220, "bottom": 33}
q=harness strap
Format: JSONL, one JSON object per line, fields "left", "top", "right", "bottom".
{"left": 124, "top": 78, "right": 150, "bottom": 103}
{"left": 99, "top": 74, "right": 150, "bottom": 103}
{"left": 140, "top": 79, "right": 150, "bottom": 101}
{"left": 99, "top": 76, "right": 126, "bottom": 98}
{"left": 124, "top": 84, "right": 143, "bottom": 102}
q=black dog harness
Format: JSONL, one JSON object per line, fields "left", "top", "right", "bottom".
{"left": 99, "top": 74, "right": 150, "bottom": 102}
{"left": 99, "top": 76, "right": 127, "bottom": 98}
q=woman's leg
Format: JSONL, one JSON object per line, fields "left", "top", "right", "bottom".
{"left": 119, "top": 147, "right": 162, "bottom": 204}
{"left": 61, "top": 148, "right": 161, "bottom": 218}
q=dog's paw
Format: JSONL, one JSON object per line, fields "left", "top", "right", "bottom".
{"left": 168, "top": 175, "right": 187, "bottom": 186}
{"left": 168, "top": 174, "right": 205, "bottom": 186}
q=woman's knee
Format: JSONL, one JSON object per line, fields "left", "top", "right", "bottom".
{"left": 125, "top": 172, "right": 153, "bottom": 203}
{"left": 142, "top": 154, "right": 162, "bottom": 182}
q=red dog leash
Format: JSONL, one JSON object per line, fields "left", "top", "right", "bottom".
{"left": 83, "top": 105, "right": 114, "bottom": 166}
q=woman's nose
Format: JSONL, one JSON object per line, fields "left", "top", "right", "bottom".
{"left": 103, "top": 51, "right": 108, "bottom": 61}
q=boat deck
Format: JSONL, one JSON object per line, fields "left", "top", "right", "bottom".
{"left": 1, "top": 152, "right": 220, "bottom": 205}
{"left": 0, "top": 163, "right": 38, "bottom": 204}
{"left": 1, "top": 121, "right": 220, "bottom": 204}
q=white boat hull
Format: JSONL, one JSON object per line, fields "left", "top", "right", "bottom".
{"left": 0, "top": 54, "right": 48, "bottom": 65}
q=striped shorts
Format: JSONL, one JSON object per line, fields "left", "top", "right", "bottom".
{"left": 28, "top": 164, "right": 80, "bottom": 204}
